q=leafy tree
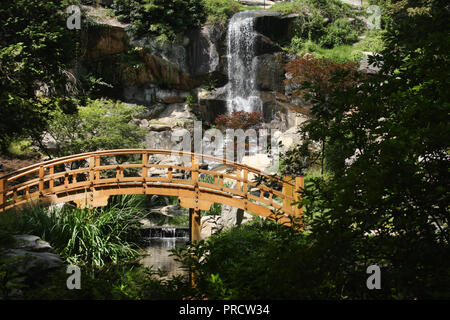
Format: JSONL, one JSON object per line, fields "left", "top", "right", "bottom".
{"left": 42, "top": 99, "right": 146, "bottom": 157}
{"left": 319, "top": 18, "right": 359, "bottom": 48}
{"left": 112, "top": 0, "right": 207, "bottom": 42}
{"left": 290, "top": 0, "right": 450, "bottom": 298}
{"left": 285, "top": 56, "right": 363, "bottom": 173}
{"left": 0, "top": 0, "right": 76, "bottom": 150}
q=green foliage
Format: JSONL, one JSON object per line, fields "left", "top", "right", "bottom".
{"left": 271, "top": 0, "right": 353, "bottom": 20}
{"left": 170, "top": 221, "right": 326, "bottom": 299}
{"left": 286, "top": 0, "right": 450, "bottom": 298}
{"left": 290, "top": 38, "right": 363, "bottom": 63}
{"left": 6, "top": 139, "right": 37, "bottom": 158}
{"left": 355, "top": 29, "right": 386, "bottom": 53}
{"left": 203, "top": 0, "right": 241, "bottom": 24}
{"left": 79, "top": 74, "right": 114, "bottom": 98}
{"left": 111, "top": 0, "right": 207, "bottom": 42}
{"left": 319, "top": 18, "right": 359, "bottom": 48}
{"left": 199, "top": 174, "right": 225, "bottom": 216}
{"left": 0, "top": 0, "right": 76, "bottom": 150}
{"left": 2, "top": 195, "right": 145, "bottom": 268}
{"left": 43, "top": 99, "right": 146, "bottom": 157}
{"left": 23, "top": 262, "right": 154, "bottom": 300}
{"left": 185, "top": 95, "right": 198, "bottom": 105}
{"left": 276, "top": 0, "right": 364, "bottom": 62}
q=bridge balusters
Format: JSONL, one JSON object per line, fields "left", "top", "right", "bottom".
{"left": 168, "top": 167, "right": 173, "bottom": 181}
{"left": 282, "top": 176, "right": 294, "bottom": 212}
{"left": 39, "top": 165, "right": 45, "bottom": 199}
{"left": 49, "top": 166, "right": 54, "bottom": 191}
{"left": 243, "top": 169, "right": 248, "bottom": 196}
{"left": 236, "top": 168, "right": 241, "bottom": 193}
{"left": 89, "top": 156, "right": 95, "bottom": 183}
{"left": 142, "top": 152, "right": 148, "bottom": 181}
{"left": 219, "top": 174, "right": 224, "bottom": 189}
{"left": 95, "top": 156, "right": 101, "bottom": 181}
{"left": 295, "top": 176, "right": 305, "bottom": 227}
{"left": 0, "top": 174, "right": 5, "bottom": 209}
{"left": 191, "top": 156, "right": 199, "bottom": 182}
{"left": 64, "top": 172, "right": 69, "bottom": 188}
{"left": 190, "top": 155, "right": 201, "bottom": 242}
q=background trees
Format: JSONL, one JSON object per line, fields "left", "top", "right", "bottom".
{"left": 42, "top": 99, "right": 146, "bottom": 158}
{"left": 0, "top": 0, "right": 76, "bottom": 151}
{"left": 290, "top": 0, "right": 450, "bottom": 298}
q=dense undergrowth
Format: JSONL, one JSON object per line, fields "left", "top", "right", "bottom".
{"left": 0, "top": 195, "right": 145, "bottom": 267}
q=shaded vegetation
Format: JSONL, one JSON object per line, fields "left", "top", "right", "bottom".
{"left": 0, "top": 0, "right": 76, "bottom": 151}
{"left": 0, "top": 195, "right": 146, "bottom": 267}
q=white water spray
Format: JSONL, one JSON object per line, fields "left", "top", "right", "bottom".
{"left": 226, "top": 12, "right": 262, "bottom": 113}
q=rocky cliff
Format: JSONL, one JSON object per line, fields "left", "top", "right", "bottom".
{"left": 77, "top": 9, "right": 309, "bottom": 132}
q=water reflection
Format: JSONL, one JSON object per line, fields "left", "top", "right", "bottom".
{"left": 140, "top": 236, "right": 189, "bottom": 277}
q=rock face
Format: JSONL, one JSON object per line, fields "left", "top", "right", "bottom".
{"left": 79, "top": 10, "right": 308, "bottom": 127}
{"left": 201, "top": 215, "right": 223, "bottom": 239}
{"left": 200, "top": 205, "right": 254, "bottom": 240}
{"left": 77, "top": 9, "right": 312, "bottom": 156}
{"left": 197, "top": 11, "right": 308, "bottom": 130}
{"left": 0, "top": 235, "right": 64, "bottom": 281}
{"left": 220, "top": 205, "right": 253, "bottom": 229}
{"left": 79, "top": 19, "right": 227, "bottom": 105}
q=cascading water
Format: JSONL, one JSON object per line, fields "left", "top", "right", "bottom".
{"left": 226, "top": 11, "right": 262, "bottom": 113}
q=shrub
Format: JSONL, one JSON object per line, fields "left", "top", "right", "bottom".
{"left": 186, "top": 95, "right": 197, "bottom": 105}
{"left": 214, "top": 111, "right": 264, "bottom": 130}
{"left": 203, "top": 0, "right": 240, "bottom": 24}
{"left": 43, "top": 98, "right": 146, "bottom": 157}
{"left": 355, "top": 29, "right": 386, "bottom": 53}
{"left": 319, "top": 18, "right": 359, "bottom": 48}
{"left": 3, "top": 195, "right": 146, "bottom": 267}
{"left": 112, "top": 0, "right": 207, "bottom": 41}
{"left": 170, "top": 221, "right": 321, "bottom": 299}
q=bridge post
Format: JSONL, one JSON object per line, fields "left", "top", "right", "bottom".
{"left": 0, "top": 172, "right": 5, "bottom": 210}
{"left": 142, "top": 152, "right": 148, "bottom": 193}
{"left": 295, "top": 176, "right": 305, "bottom": 229}
{"left": 38, "top": 165, "right": 45, "bottom": 199}
{"left": 282, "top": 176, "right": 294, "bottom": 211}
{"left": 190, "top": 208, "right": 201, "bottom": 243}
{"left": 190, "top": 155, "right": 201, "bottom": 242}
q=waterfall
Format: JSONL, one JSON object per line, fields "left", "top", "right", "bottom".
{"left": 226, "top": 11, "right": 262, "bottom": 113}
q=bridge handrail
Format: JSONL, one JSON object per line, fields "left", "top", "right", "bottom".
{"left": 0, "top": 149, "right": 294, "bottom": 187}
{"left": 0, "top": 149, "right": 304, "bottom": 234}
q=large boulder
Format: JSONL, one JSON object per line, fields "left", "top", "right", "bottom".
{"left": 255, "top": 53, "right": 286, "bottom": 92}
{"left": 186, "top": 24, "right": 227, "bottom": 79}
{"left": 0, "top": 235, "right": 64, "bottom": 277}
{"left": 195, "top": 86, "right": 228, "bottom": 123}
{"left": 201, "top": 215, "right": 223, "bottom": 239}
{"left": 9, "top": 235, "right": 54, "bottom": 253}
{"left": 1, "top": 250, "right": 64, "bottom": 276}
{"left": 254, "top": 12, "right": 299, "bottom": 42}
{"left": 150, "top": 205, "right": 186, "bottom": 217}
{"left": 220, "top": 205, "right": 253, "bottom": 229}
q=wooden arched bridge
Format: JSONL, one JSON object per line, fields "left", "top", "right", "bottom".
{"left": 0, "top": 149, "right": 304, "bottom": 241}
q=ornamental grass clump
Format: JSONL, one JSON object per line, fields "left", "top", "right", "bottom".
{"left": 9, "top": 195, "right": 145, "bottom": 267}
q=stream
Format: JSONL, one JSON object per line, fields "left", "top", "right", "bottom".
{"left": 140, "top": 227, "right": 189, "bottom": 277}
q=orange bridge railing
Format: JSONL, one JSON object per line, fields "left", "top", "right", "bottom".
{"left": 0, "top": 149, "right": 304, "bottom": 240}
